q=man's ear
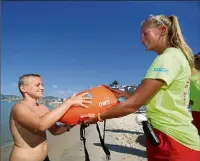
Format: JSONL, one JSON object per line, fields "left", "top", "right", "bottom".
{"left": 20, "top": 85, "right": 26, "bottom": 93}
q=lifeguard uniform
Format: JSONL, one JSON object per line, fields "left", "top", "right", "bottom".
{"left": 144, "top": 47, "right": 200, "bottom": 161}
{"left": 190, "top": 71, "right": 200, "bottom": 133}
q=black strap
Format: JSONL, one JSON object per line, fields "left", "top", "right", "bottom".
{"left": 96, "top": 121, "right": 111, "bottom": 160}
{"left": 80, "top": 124, "right": 90, "bottom": 161}
{"left": 80, "top": 121, "right": 111, "bottom": 161}
{"left": 103, "top": 120, "right": 106, "bottom": 140}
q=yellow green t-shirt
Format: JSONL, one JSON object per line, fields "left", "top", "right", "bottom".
{"left": 144, "top": 47, "right": 200, "bottom": 151}
{"left": 190, "top": 71, "right": 200, "bottom": 112}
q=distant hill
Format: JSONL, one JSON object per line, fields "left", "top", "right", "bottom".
{"left": 39, "top": 96, "right": 62, "bottom": 104}
{"left": 42, "top": 96, "right": 60, "bottom": 100}
{"left": 1, "top": 94, "right": 60, "bottom": 101}
{"left": 1, "top": 94, "right": 21, "bottom": 98}
{"left": 1, "top": 94, "right": 22, "bottom": 101}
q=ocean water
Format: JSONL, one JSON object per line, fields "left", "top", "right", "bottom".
{"left": 0, "top": 101, "right": 54, "bottom": 149}
{"left": 1, "top": 101, "right": 16, "bottom": 148}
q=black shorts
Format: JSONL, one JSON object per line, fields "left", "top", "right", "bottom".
{"left": 43, "top": 156, "right": 50, "bottom": 161}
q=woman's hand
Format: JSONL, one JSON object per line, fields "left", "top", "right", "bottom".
{"left": 110, "top": 88, "right": 131, "bottom": 99}
{"left": 66, "top": 92, "right": 92, "bottom": 108}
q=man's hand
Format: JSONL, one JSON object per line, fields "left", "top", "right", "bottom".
{"left": 49, "top": 123, "right": 76, "bottom": 135}
{"left": 80, "top": 114, "right": 98, "bottom": 124}
{"left": 59, "top": 124, "right": 75, "bottom": 131}
{"left": 65, "top": 92, "right": 92, "bottom": 108}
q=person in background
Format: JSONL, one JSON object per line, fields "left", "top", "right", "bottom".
{"left": 9, "top": 74, "right": 91, "bottom": 161}
{"left": 82, "top": 14, "right": 200, "bottom": 161}
{"left": 190, "top": 52, "right": 200, "bottom": 134}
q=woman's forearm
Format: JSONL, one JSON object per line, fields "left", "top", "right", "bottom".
{"left": 100, "top": 80, "right": 164, "bottom": 121}
{"left": 125, "top": 93, "right": 132, "bottom": 99}
{"left": 100, "top": 101, "right": 138, "bottom": 120}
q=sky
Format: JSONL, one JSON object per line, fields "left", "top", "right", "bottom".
{"left": 1, "top": 1, "right": 200, "bottom": 98}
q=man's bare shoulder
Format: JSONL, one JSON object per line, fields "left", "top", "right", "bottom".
{"left": 11, "top": 102, "right": 27, "bottom": 115}
{"left": 11, "top": 102, "right": 39, "bottom": 121}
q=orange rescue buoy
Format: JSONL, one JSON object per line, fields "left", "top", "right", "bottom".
{"left": 60, "top": 85, "right": 119, "bottom": 125}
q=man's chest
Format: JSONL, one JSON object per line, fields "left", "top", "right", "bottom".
{"left": 31, "top": 105, "right": 49, "bottom": 117}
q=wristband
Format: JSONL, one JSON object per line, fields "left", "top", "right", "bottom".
{"left": 97, "top": 113, "right": 103, "bottom": 122}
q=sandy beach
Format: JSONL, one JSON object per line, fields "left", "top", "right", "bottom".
{"left": 1, "top": 114, "right": 147, "bottom": 161}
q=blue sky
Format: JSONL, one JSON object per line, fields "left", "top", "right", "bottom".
{"left": 2, "top": 1, "right": 200, "bottom": 98}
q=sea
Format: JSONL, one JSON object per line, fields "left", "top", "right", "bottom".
{"left": 0, "top": 101, "right": 54, "bottom": 149}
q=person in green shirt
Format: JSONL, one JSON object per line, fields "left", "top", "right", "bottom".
{"left": 81, "top": 14, "right": 200, "bottom": 161}
{"left": 190, "top": 52, "right": 200, "bottom": 134}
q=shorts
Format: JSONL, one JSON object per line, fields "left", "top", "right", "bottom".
{"left": 43, "top": 156, "right": 50, "bottom": 161}
{"left": 146, "top": 129, "right": 200, "bottom": 161}
{"left": 192, "top": 111, "right": 200, "bottom": 133}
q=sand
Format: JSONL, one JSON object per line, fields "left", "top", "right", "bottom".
{"left": 1, "top": 114, "right": 147, "bottom": 161}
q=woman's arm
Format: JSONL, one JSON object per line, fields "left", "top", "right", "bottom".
{"left": 100, "top": 79, "right": 164, "bottom": 120}
{"left": 82, "top": 79, "right": 165, "bottom": 124}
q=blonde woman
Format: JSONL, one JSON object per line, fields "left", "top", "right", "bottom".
{"left": 82, "top": 15, "right": 200, "bottom": 161}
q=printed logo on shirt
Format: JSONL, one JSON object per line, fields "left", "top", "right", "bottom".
{"left": 184, "top": 76, "right": 191, "bottom": 105}
{"left": 153, "top": 68, "right": 169, "bottom": 74}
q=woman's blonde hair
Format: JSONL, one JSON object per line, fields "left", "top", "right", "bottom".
{"left": 142, "top": 14, "right": 195, "bottom": 71}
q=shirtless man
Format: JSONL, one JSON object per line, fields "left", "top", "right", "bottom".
{"left": 9, "top": 74, "right": 91, "bottom": 161}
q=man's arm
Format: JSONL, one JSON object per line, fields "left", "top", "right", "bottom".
{"left": 38, "top": 104, "right": 75, "bottom": 135}
{"left": 11, "top": 101, "right": 73, "bottom": 132}
{"left": 48, "top": 124, "right": 75, "bottom": 135}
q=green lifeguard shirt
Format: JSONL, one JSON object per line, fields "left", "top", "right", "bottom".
{"left": 144, "top": 47, "right": 200, "bottom": 151}
{"left": 190, "top": 71, "right": 200, "bottom": 112}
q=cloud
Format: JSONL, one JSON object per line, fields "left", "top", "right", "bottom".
{"left": 52, "top": 85, "right": 58, "bottom": 88}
